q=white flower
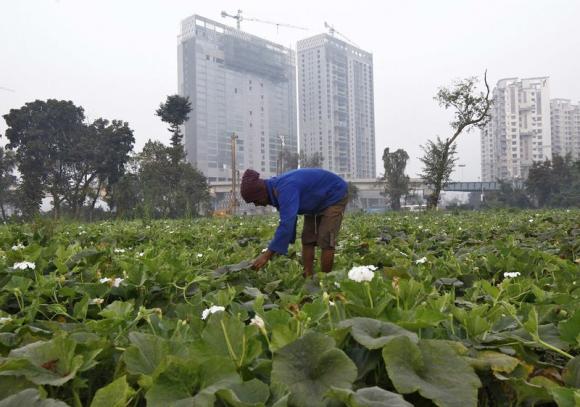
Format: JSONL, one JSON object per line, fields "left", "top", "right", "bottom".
{"left": 201, "top": 305, "right": 225, "bottom": 320}
{"left": 99, "top": 277, "right": 112, "bottom": 284}
{"left": 415, "top": 257, "right": 428, "bottom": 265}
{"left": 114, "top": 248, "right": 126, "bottom": 254}
{"left": 112, "top": 278, "right": 124, "bottom": 287}
{"left": 529, "top": 219, "right": 534, "bottom": 223}
{"left": 138, "top": 252, "right": 145, "bottom": 257}
{"left": 0, "top": 317, "right": 12, "bottom": 324}
{"left": 504, "top": 272, "right": 521, "bottom": 279}
{"left": 197, "top": 253, "right": 203, "bottom": 258}
{"left": 12, "top": 261, "right": 36, "bottom": 270}
{"left": 348, "top": 265, "right": 376, "bottom": 282}
{"left": 11, "top": 243, "right": 25, "bottom": 251}
{"left": 329, "top": 301, "right": 335, "bottom": 306}
{"left": 89, "top": 298, "right": 104, "bottom": 305}
{"left": 334, "top": 282, "right": 341, "bottom": 288}
{"left": 250, "top": 314, "right": 265, "bottom": 329}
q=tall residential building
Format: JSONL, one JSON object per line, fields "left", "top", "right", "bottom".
{"left": 551, "top": 99, "right": 580, "bottom": 160}
{"left": 480, "top": 77, "right": 551, "bottom": 181}
{"left": 178, "top": 15, "right": 297, "bottom": 182}
{"left": 297, "top": 34, "right": 376, "bottom": 179}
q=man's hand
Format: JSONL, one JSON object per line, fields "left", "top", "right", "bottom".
{"left": 252, "top": 249, "right": 274, "bottom": 270}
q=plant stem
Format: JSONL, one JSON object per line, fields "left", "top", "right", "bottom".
{"left": 365, "top": 283, "right": 374, "bottom": 309}
{"left": 220, "top": 319, "right": 239, "bottom": 366}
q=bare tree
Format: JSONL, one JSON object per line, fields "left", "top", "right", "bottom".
{"left": 382, "top": 148, "right": 409, "bottom": 210}
{"left": 421, "top": 71, "right": 491, "bottom": 209}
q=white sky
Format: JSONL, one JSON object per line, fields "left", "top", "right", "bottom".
{"left": 1, "top": 0, "right": 579, "bottom": 181}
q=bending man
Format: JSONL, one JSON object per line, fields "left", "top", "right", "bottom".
{"left": 240, "top": 168, "right": 348, "bottom": 276}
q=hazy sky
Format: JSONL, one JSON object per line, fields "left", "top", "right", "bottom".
{"left": 2, "top": 0, "right": 580, "bottom": 181}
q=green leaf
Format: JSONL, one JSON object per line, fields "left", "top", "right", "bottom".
{"left": 382, "top": 337, "right": 481, "bottom": 407}
{"left": 0, "top": 389, "right": 69, "bottom": 407}
{"left": 469, "top": 351, "right": 521, "bottom": 373}
{"left": 339, "top": 317, "right": 418, "bottom": 349}
{"left": 563, "top": 356, "right": 580, "bottom": 388}
{"left": 0, "top": 336, "right": 83, "bottom": 386}
{"left": 124, "top": 332, "right": 169, "bottom": 376}
{"left": 271, "top": 332, "right": 357, "bottom": 407}
{"left": 326, "top": 386, "right": 413, "bottom": 407}
{"left": 216, "top": 379, "right": 270, "bottom": 407}
{"left": 559, "top": 310, "right": 580, "bottom": 345}
{"left": 0, "top": 375, "right": 35, "bottom": 399}
{"left": 90, "top": 376, "right": 134, "bottom": 407}
{"left": 550, "top": 387, "right": 580, "bottom": 407}
{"left": 98, "top": 301, "right": 134, "bottom": 320}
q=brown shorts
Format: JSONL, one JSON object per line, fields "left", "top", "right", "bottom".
{"left": 301, "top": 195, "right": 348, "bottom": 249}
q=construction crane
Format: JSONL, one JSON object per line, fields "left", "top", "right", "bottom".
{"left": 324, "top": 21, "right": 359, "bottom": 48}
{"left": 221, "top": 10, "right": 307, "bottom": 33}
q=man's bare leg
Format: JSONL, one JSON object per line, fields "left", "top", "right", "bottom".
{"left": 321, "top": 249, "right": 335, "bottom": 274}
{"left": 303, "top": 244, "right": 316, "bottom": 277}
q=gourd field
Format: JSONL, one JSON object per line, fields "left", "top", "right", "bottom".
{"left": 0, "top": 210, "right": 579, "bottom": 406}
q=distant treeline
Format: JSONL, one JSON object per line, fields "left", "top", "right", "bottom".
{"left": 0, "top": 96, "right": 209, "bottom": 221}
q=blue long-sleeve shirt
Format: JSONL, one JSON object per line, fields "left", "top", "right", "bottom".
{"left": 265, "top": 169, "right": 348, "bottom": 255}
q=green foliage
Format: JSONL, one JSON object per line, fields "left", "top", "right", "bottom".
{"left": 526, "top": 155, "right": 580, "bottom": 208}
{"left": 382, "top": 148, "right": 410, "bottom": 210}
{"left": 422, "top": 72, "right": 491, "bottom": 209}
{"left": 272, "top": 332, "right": 357, "bottom": 407}
{"left": 0, "top": 210, "right": 578, "bottom": 405}
{"left": 419, "top": 136, "right": 458, "bottom": 208}
{"left": 0, "top": 147, "right": 17, "bottom": 221}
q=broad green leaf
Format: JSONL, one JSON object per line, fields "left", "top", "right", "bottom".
{"left": 0, "top": 336, "right": 83, "bottom": 386}
{"left": 90, "top": 376, "right": 134, "bottom": 407}
{"left": 563, "top": 356, "right": 580, "bottom": 388}
{"left": 339, "top": 317, "right": 417, "bottom": 349}
{"left": 145, "top": 356, "right": 238, "bottom": 407}
{"left": 0, "top": 375, "right": 35, "bottom": 399}
{"left": 98, "top": 301, "right": 134, "bottom": 320}
{"left": 550, "top": 387, "right": 580, "bottom": 407}
{"left": 271, "top": 332, "right": 357, "bottom": 407}
{"left": 201, "top": 312, "right": 261, "bottom": 366}
{"left": 0, "top": 389, "right": 69, "bottom": 407}
{"left": 469, "top": 351, "right": 521, "bottom": 373}
{"left": 124, "top": 332, "right": 169, "bottom": 376}
{"left": 216, "top": 379, "right": 270, "bottom": 407}
{"left": 382, "top": 337, "right": 481, "bottom": 407}
{"left": 326, "top": 386, "right": 413, "bottom": 407}
{"left": 559, "top": 310, "right": 580, "bottom": 345}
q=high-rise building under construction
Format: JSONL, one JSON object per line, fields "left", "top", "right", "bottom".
{"left": 178, "top": 15, "right": 297, "bottom": 182}
{"left": 297, "top": 34, "right": 376, "bottom": 179}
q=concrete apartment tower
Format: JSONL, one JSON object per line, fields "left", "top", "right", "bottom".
{"left": 480, "top": 77, "right": 551, "bottom": 181}
{"left": 550, "top": 99, "right": 580, "bottom": 160}
{"left": 178, "top": 15, "right": 297, "bottom": 182}
{"left": 297, "top": 34, "right": 376, "bottom": 179}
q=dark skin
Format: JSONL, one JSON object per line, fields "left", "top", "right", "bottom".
{"left": 249, "top": 183, "right": 334, "bottom": 275}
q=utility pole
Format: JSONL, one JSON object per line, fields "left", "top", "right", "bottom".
{"left": 230, "top": 133, "right": 239, "bottom": 215}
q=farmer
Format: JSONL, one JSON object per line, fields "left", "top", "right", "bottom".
{"left": 240, "top": 168, "right": 348, "bottom": 277}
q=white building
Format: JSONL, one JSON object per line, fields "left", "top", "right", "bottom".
{"left": 550, "top": 99, "right": 580, "bottom": 160}
{"left": 481, "top": 77, "right": 551, "bottom": 181}
{"left": 297, "top": 34, "right": 376, "bottom": 179}
{"left": 178, "top": 15, "right": 297, "bottom": 182}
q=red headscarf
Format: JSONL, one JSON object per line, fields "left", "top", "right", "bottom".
{"left": 240, "top": 169, "right": 268, "bottom": 203}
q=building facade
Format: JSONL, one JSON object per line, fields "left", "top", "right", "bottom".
{"left": 550, "top": 99, "right": 580, "bottom": 160}
{"left": 480, "top": 77, "right": 551, "bottom": 181}
{"left": 178, "top": 15, "right": 297, "bottom": 182}
{"left": 297, "top": 34, "right": 375, "bottom": 179}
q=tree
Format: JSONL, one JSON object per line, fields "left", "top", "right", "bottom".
{"left": 278, "top": 148, "right": 299, "bottom": 174}
{"left": 3, "top": 99, "right": 86, "bottom": 218}
{"left": 300, "top": 151, "right": 324, "bottom": 168}
{"left": 419, "top": 137, "right": 458, "bottom": 208}
{"left": 0, "top": 146, "right": 17, "bottom": 221}
{"left": 421, "top": 72, "right": 491, "bottom": 209}
{"left": 382, "top": 148, "right": 409, "bottom": 210}
{"left": 526, "top": 155, "right": 580, "bottom": 208}
{"left": 155, "top": 95, "right": 192, "bottom": 164}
